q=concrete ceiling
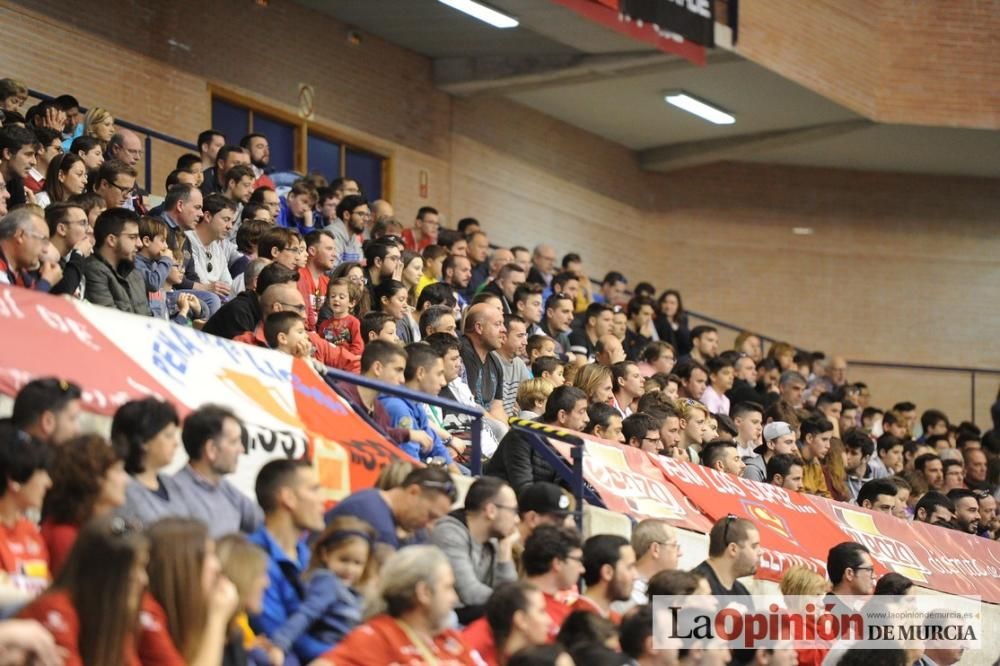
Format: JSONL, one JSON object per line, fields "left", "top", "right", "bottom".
{"left": 298, "top": 0, "right": 1000, "bottom": 178}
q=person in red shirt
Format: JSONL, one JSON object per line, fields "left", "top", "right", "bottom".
{"left": 19, "top": 515, "right": 151, "bottom": 666}
{"left": 317, "top": 277, "right": 364, "bottom": 357}
{"left": 232, "top": 281, "right": 360, "bottom": 373}
{"left": 40, "top": 434, "right": 129, "bottom": 576}
{"left": 569, "top": 534, "right": 637, "bottom": 624}
{"left": 463, "top": 581, "right": 552, "bottom": 666}
{"left": 145, "top": 518, "right": 241, "bottom": 666}
{"left": 314, "top": 545, "right": 480, "bottom": 666}
{"left": 401, "top": 206, "right": 440, "bottom": 252}
{"left": 0, "top": 424, "right": 52, "bottom": 601}
{"left": 298, "top": 230, "right": 335, "bottom": 331}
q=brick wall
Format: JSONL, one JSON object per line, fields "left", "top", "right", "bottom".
{"left": 737, "top": 0, "right": 1000, "bottom": 129}
{"left": 3, "top": 0, "right": 998, "bottom": 422}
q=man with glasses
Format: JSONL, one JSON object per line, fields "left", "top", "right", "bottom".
{"left": 825, "top": 542, "right": 875, "bottom": 615}
{"left": 622, "top": 412, "right": 662, "bottom": 454}
{"left": 329, "top": 194, "right": 368, "bottom": 265}
{"left": 429, "top": 477, "right": 520, "bottom": 624}
{"left": 105, "top": 131, "right": 148, "bottom": 213}
{"left": 83, "top": 207, "right": 151, "bottom": 315}
{"left": 94, "top": 159, "right": 137, "bottom": 210}
{"left": 232, "top": 281, "right": 359, "bottom": 372}
{"left": 616, "top": 519, "right": 680, "bottom": 612}
{"left": 0, "top": 207, "right": 60, "bottom": 290}
{"left": 324, "top": 466, "right": 457, "bottom": 550}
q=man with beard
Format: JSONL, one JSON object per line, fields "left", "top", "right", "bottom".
{"left": 693, "top": 516, "right": 758, "bottom": 605}
{"left": 329, "top": 194, "right": 368, "bottom": 265}
{"left": 239, "top": 133, "right": 275, "bottom": 189}
{"left": 314, "top": 546, "right": 479, "bottom": 666}
{"left": 443, "top": 253, "right": 473, "bottom": 309}
{"left": 570, "top": 534, "right": 637, "bottom": 623}
{"left": 83, "top": 207, "right": 151, "bottom": 314}
{"left": 947, "top": 489, "right": 981, "bottom": 535}
{"left": 429, "top": 477, "right": 520, "bottom": 624}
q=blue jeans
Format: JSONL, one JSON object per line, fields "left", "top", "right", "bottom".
{"left": 167, "top": 289, "right": 223, "bottom": 318}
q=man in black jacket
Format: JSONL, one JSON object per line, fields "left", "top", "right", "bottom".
{"left": 45, "top": 202, "right": 91, "bottom": 299}
{"left": 485, "top": 385, "right": 589, "bottom": 493}
{"left": 201, "top": 262, "right": 298, "bottom": 338}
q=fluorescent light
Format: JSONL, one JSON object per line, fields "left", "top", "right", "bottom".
{"left": 664, "top": 92, "right": 735, "bottom": 125}
{"left": 437, "top": 0, "right": 519, "bottom": 29}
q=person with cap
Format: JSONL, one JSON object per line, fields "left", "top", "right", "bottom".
{"left": 742, "top": 421, "right": 797, "bottom": 483}
{"left": 512, "top": 482, "right": 576, "bottom": 573}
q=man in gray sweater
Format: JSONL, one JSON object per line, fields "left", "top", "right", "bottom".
{"left": 429, "top": 476, "right": 520, "bottom": 624}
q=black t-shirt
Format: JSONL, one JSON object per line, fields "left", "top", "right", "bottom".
{"left": 459, "top": 336, "right": 503, "bottom": 409}
{"left": 692, "top": 560, "right": 753, "bottom": 608}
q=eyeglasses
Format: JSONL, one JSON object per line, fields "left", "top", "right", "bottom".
{"left": 493, "top": 503, "right": 519, "bottom": 513}
{"left": 721, "top": 513, "right": 737, "bottom": 546}
{"left": 23, "top": 231, "right": 49, "bottom": 242}
{"left": 656, "top": 540, "right": 680, "bottom": 550}
{"left": 563, "top": 553, "right": 583, "bottom": 563}
{"left": 205, "top": 251, "right": 213, "bottom": 274}
{"left": 852, "top": 566, "right": 877, "bottom": 580}
{"left": 642, "top": 436, "right": 662, "bottom": 443}
{"left": 419, "top": 479, "right": 457, "bottom": 502}
{"left": 109, "top": 181, "right": 133, "bottom": 195}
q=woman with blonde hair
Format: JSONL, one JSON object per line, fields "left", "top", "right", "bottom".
{"left": 217, "top": 534, "right": 283, "bottom": 666}
{"left": 674, "top": 398, "right": 711, "bottom": 462}
{"left": 779, "top": 566, "right": 830, "bottom": 666}
{"left": 572, "top": 363, "right": 614, "bottom": 406}
{"left": 83, "top": 107, "right": 115, "bottom": 150}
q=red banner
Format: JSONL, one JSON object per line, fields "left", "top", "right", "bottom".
{"left": 574, "top": 440, "right": 713, "bottom": 532}
{"left": 651, "top": 455, "right": 851, "bottom": 581}
{"left": 565, "top": 432, "right": 1000, "bottom": 602}
{"left": 811, "top": 497, "right": 1000, "bottom": 602}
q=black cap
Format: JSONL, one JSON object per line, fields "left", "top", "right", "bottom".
{"left": 517, "top": 482, "right": 573, "bottom": 515}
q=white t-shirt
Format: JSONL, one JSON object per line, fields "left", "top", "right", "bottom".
{"left": 185, "top": 230, "right": 241, "bottom": 287}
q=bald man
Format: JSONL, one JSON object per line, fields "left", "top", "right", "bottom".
{"left": 369, "top": 199, "right": 394, "bottom": 239}
{"left": 614, "top": 519, "right": 681, "bottom": 613}
{"left": 108, "top": 129, "right": 143, "bottom": 169}
{"left": 233, "top": 282, "right": 360, "bottom": 372}
{"left": 460, "top": 303, "right": 509, "bottom": 422}
{"left": 595, "top": 334, "right": 626, "bottom": 367}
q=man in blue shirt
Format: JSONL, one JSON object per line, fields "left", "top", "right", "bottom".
{"left": 248, "top": 458, "right": 329, "bottom": 664}
{"left": 323, "top": 466, "right": 457, "bottom": 549}
{"left": 380, "top": 342, "right": 460, "bottom": 472}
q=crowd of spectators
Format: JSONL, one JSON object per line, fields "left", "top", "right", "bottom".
{"left": 2, "top": 77, "right": 1000, "bottom": 665}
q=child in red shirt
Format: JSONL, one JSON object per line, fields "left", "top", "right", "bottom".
{"left": 0, "top": 426, "right": 52, "bottom": 601}
{"left": 317, "top": 277, "right": 363, "bottom": 357}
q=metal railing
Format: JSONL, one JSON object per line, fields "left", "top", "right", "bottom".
{"left": 684, "top": 308, "right": 1000, "bottom": 424}
{"left": 27, "top": 89, "right": 198, "bottom": 193}
{"left": 321, "top": 365, "right": 486, "bottom": 474}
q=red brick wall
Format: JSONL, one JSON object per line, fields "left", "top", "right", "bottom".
{"left": 737, "top": 0, "right": 1000, "bottom": 129}
{"left": 3, "top": 0, "right": 998, "bottom": 422}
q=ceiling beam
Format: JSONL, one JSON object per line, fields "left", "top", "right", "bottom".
{"left": 638, "top": 119, "right": 875, "bottom": 171}
{"left": 434, "top": 50, "right": 740, "bottom": 97}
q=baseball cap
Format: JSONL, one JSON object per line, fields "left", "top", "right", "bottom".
{"left": 517, "top": 482, "right": 573, "bottom": 515}
{"left": 763, "top": 421, "right": 794, "bottom": 442}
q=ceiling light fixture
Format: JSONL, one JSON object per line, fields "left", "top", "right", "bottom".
{"left": 664, "top": 92, "right": 735, "bottom": 125}
{"left": 437, "top": 0, "right": 519, "bottom": 29}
